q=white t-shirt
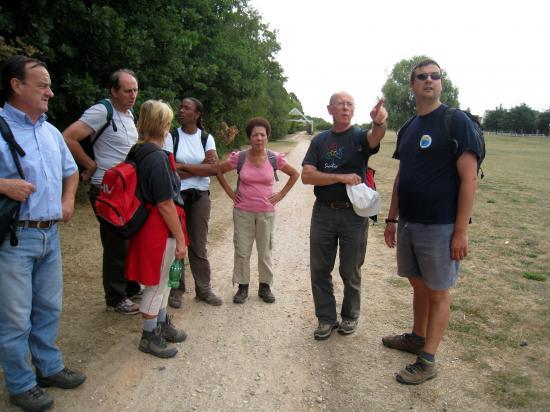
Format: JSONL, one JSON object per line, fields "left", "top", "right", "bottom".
{"left": 163, "top": 128, "right": 216, "bottom": 191}
{"left": 79, "top": 100, "right": 138, "bottom": 184}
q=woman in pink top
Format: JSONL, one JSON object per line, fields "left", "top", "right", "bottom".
{"left": 218, "top": 117, "right": 299, "bottom": 304}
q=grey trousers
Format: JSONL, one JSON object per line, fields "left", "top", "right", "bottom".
{"left": 310, "top": 200, "right": 369, "bottom": 324}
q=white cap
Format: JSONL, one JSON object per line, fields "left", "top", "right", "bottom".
{"left": 345, "top": 183, "right": 380, "bottom": 218}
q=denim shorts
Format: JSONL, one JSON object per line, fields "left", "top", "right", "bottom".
{"left": 396, "top": 219, "right": 460, "bottom": 290}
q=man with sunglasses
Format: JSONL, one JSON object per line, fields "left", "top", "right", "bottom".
{"left": 383, "top": 59, "right": 483, "bottom": 384}
{"left": 302, "top": 92, "right": 387, "bottom": 340}
{"left": 63, "top": 69, "right": 142, "bottom": 315}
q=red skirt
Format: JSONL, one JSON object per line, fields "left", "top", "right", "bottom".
{"left": 125, "top": 205, "right": 188, "bottom": 286}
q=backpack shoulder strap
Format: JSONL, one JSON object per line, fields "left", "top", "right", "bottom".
{"left": 443, "top": 107, "right": 459, "bottom": 153}
{"left": 397, "top": 115, "right": 416, "bottom": 140}
{"left": 0, "top": 116, "right": 26, "bottom": 179}
{"left": 99, "top": 99, "right": 113, "bottom": 123}
{"left": 236, "top": 150, "right": 247, "bottom": 174}
{"left": 92, "top": 99, "right": 115, "bottom": 146}
{"left": 170, "top": 128, "right": 180, "bottom": 155}
{"left": 266, "top": 149, "right": 279, "bottom": 182}
{"left": 200, "top": 129, "right": 209, "bottom": 151}
{"left": 235, "top": 150, "right": 248, "bottom": 192}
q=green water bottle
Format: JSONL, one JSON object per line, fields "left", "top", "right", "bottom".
{"left": 168, "top": 259, "right": 183, "bottom": 288}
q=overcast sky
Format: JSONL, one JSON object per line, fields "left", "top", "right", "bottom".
{"left": 249, "top": 0, "right": 550, "bottom": 124}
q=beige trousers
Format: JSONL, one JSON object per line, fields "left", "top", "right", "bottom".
{"left": 232, "top": 208, "right": 275, "bottom": 285}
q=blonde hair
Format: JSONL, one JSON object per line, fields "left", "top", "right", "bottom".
{"left": 137, "top": 100, "right": 173, "bottom": 143}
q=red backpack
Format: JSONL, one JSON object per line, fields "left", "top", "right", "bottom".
{"left": 95, "top": 144, "right": 160, "bottom": 238}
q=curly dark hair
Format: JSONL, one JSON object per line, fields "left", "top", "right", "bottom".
{"left": 245, "top": 117, "right": 271, "bottom": 138}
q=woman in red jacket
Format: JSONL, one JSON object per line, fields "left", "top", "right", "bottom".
{"left": 125, "top": 100, "right": 189, "bottom": 358}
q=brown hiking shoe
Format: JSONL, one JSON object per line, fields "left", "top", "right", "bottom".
{"left": 382, "top": 333, "right": 423, "bottom": 355}
{"left": 196, "top": 290, "right": 222, "bottom": 306}
{"left": 258, "top": 283, "right": 275, "bottom": 303}
{"left": 314, "top": 322, "right": 339, "bottom": 340}
{"left": 168, "top": 289, "right": 183, "bottom": 309}
{"left": 396, "top": 357, "right": 438, "bottom": 385}
{"left": 159, "top": 314, "right": 187, "bottom": 343}
{"left": 233, "top": 284, "right": 249, "bottom": 304}
{"left": 10, "top": 386, "right": 53, "bottom": 412}
{"left": 139, "top": 326, "right": 178, "bottom": 358}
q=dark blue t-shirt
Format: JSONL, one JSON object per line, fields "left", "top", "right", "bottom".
{"left": 394, "top": 104, "right": 482, "bottom": 224}
{"left": 136, "top": 143, "right": 183, "bottom": 207}
{"left": 302, "top": 126, "right": 379, "bottom": 201}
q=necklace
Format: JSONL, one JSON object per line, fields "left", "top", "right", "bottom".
{"left": 115, "top": 110, "right": 130, "bottom": 144}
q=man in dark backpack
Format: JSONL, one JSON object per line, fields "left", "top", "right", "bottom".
{"left": 302, "top": 91, "right": 387, "bottom": 340}
{"left": 63, "top": 69, "right": 142, "bottom": 315}
{"left": 382, "top": 59, "right": 483, "bottom": 385}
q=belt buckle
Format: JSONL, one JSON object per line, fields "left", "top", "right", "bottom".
{"left": 41, "top": 220, "right": 55, "bottom": 229}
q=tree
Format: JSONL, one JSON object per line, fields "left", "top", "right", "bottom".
{"left": 508, "top": 103, "right": 537, "bottom": 134}
{"left": 381, "top": 56, "right": 459, "bottom": 130}
{"left": 483, "top": 105, "right": 508, "bottom": 131}
{"left": 536, "top": 111, "right": 550, "bottom": 136}
{"left": 0, "top": 0, "right": 298, "bottom": 145}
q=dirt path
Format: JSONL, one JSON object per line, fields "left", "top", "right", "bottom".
{"left": 1, "top": 134, "right": 505, "bottom": 411}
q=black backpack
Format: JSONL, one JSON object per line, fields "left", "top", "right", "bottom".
{"left": 78, "top": 99, "right": 115, "bottom": 171}
{"left": 0, "top": 116, "right": 26, "bottom": 247}
{"left": 170, "top": 128, "right": 209, "bottom": 154}
{"left": 398, "top": 107, "right": 486, "bottom": 178}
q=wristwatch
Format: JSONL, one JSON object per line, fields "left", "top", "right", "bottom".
{"left": 385, "top": 218, "right": 398, "bottom": 224}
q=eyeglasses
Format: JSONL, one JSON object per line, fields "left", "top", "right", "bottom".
{"left": 332, "top": 101, "right": 355, "bottom": 108}
{"left": 415, "top": 72, "right": 442, "bottom": 81}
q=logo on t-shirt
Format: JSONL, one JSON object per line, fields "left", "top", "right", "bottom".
{"left": 419, "top": 135, "right": 432, "bottom": 149}
{"left": 323, "top": 143, "right": 343, "bottom": 169}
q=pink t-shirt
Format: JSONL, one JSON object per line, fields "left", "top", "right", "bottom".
{"left": 228, "top": 151, "right": 287, "bottom": 213}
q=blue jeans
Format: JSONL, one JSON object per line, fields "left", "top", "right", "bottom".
{"left": 310, "top": 200, "right": 369, "bottom": 324}
{"left": 0, "top": 226, "right": 65, "bottom": 395}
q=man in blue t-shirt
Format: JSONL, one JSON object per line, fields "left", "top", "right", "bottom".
{"left": 382, "top": 59, "right": 482, "bottom": 385}
{"left": 302, "top": 91, "right": 387, "bottom": 340}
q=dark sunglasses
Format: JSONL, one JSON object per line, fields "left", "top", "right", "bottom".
{"left": 415, "top": 72, "right": 442, "bottom": 81}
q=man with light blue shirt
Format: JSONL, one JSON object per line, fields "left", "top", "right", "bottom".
{"left": 0, "top": 55, "right": 85, "bottom": 412}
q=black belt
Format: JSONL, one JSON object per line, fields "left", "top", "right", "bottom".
{"left": 16, "top": 220, "right": 57, "bottom": 229}
{"left": 322, "top": 200, "right": 352, "bottom": 209}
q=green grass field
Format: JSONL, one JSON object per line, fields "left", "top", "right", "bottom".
{"left": 373, "top": 132, "right": 550, "bottom": 409}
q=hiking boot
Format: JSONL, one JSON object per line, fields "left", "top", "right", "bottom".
{"left": 396, "top": 357, "right": 438, "bottom": 385}
{"left": 159, "top": 314, "right": 187, "bottom": 343}
{"left": 258, "top": 283, "right": 275, "bottom": 303}
{"left": 139, "top": 326, "right": 178, "bottom": 358}
{"left": 168, "top": 289, "right": 183, "bottom": 309}
{"left": 10, "top": 385, "right": 53, "bottom": 412}
{"left": 37, "top": 367, "right": 86, "bottom": 389}
{"left": 382, "top": 333, "right": 424, "bottom": 355}
{"left": 196, "top": 290, "right": 222, "bottom": 306}
{"left": 337, "top": 319, "right": 358, "bottom": 335}
{"left": 233, "top": 284, "right": 249, "bottom": 304}
{"left": 107, "top": 298, "right": 139, "bottom": 315}
{"left": 314, "top": 322, "right": 339, "bottom": 340}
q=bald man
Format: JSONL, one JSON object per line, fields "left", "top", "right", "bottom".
{"left": 302, "top": 91, "right": 387, "bottom": 340}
